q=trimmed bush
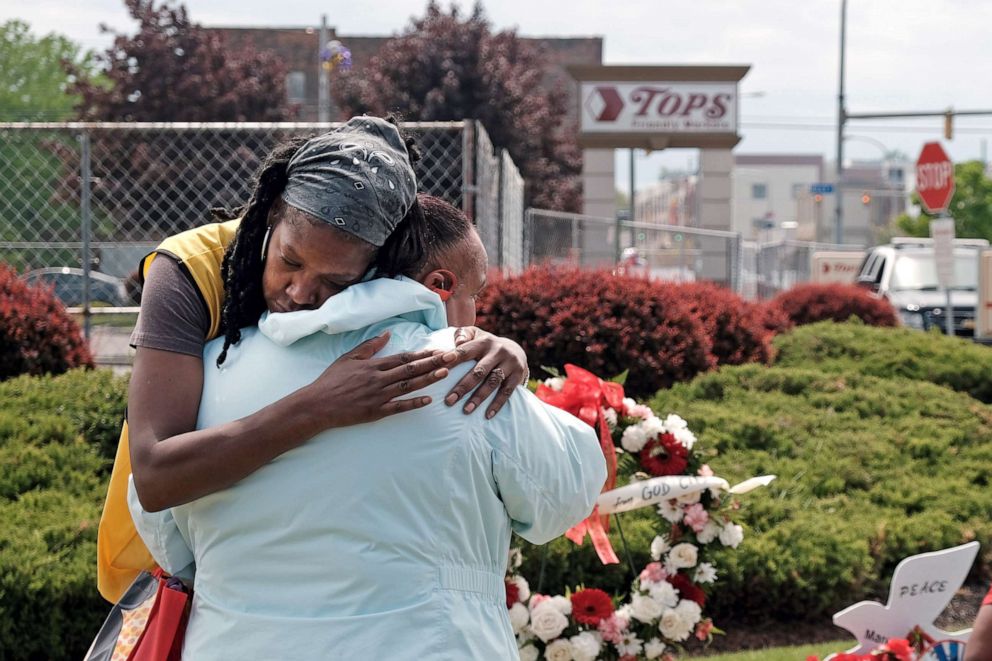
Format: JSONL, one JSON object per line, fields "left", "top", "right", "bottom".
{"left": 524, "top": 363, "right": 992, "bottom": 623}
{"left": 771, "top": 282, "right": 897, "bottom": 327}
{"left": 672, "top": 281, "right": 774, "bottom": 366}
{"left": 774, "top": 320, "right": 992, "bottom": 403}
{"left": 0, "top": 263, "right": 93, "bottom": 380}
{"left": 477, "top": 266, "right": 715, "bottom": 397}
{"left": 0, "top": 369, "right": 127, "bottom": 660}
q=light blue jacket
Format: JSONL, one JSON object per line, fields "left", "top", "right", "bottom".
{"left": 129, "top": 277, "right": 605, "bottom": 660}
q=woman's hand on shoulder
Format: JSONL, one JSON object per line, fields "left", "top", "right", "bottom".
{"left": 443, "top": 327, "right": 528, "bottom": 419}
{"left": 307, "top": 331, "right": 458, "bottom": 428}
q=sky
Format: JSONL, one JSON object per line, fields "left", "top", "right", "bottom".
{"left": 5, "top": 0, "right": 992, "bottom": 191}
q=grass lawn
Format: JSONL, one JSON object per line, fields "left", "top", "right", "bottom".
{"left": 694, "top": 640, "right": 852, "bottom": 660}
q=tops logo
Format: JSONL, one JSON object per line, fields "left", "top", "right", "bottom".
{"left": 586, "top": 85, "right": 732, "bottom": 123}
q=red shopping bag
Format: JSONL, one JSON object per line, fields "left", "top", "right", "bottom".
{"left": 85, "top": 569, "right": 191, "bottom": 661}
{"left": 129, "top": 570, "right": 190, "bottom": 661}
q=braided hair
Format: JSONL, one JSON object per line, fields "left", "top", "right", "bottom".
{"left": 213, "top": 119, "right": 425, "bottom": 366}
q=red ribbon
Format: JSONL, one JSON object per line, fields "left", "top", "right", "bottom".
{"left": 536, "top": 364, "right": 623, "bottom": 565}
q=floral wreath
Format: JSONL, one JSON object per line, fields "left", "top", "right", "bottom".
{"left": 504, "top": 365, "right": 773, "bottom": 661}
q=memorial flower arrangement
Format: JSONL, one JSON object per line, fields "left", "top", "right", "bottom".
{"left": 811, "top": 627, "right": 945, "bottom": 661}
{"left": 504, "top": 365, "right": 764, "bottom": 660}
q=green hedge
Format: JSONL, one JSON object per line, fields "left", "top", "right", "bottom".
{"left": 773, "top": 320, "right": 992, "bottom": 403}
{"left": 523, "top": 345, "right": 992, "bottom": 622}
{"left": 0, "top": 369, "right": 126, "bottom": 660}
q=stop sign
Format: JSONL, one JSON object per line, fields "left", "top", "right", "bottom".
{"left": 916, "top": 142, "right": 955, "bottom": 214}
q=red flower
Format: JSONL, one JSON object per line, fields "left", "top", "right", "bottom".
{"left": 570, "top": 588, "right": 614, "bottom": 626}
{"left": 879, "top": 639, "right": 913, "bottom": 661}
{"left": 639, "top": 432, "right": 689, "bottom": 476}
{"left": 695, "top": 617, "right": 714, "bottom": 641}
{"left": 668, "top": 572, "right": 706, "bottom": 607}
{"left": 504, "top": 579, "right": 520, "bottom": 608}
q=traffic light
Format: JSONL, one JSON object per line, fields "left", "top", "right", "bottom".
{"left": 814, "top": 193, "right": 824, "bottom": 204}
{"left": 861, "top": 192, "right": 872, "bottom": 205}
{"left": 944, "top": 111, "right": 953, "bottom": 140}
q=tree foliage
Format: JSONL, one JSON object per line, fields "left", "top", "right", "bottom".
{"left": 0, "top": 20, "right": 98, "bottom": 121}
{"left": 69, "top": 0, "right": 293, "bottom": 121}
{"left": 895, "top": 160, "right": 992, "bottom": 241}
{"left": 54, "top": 0, "right": 297, "bottom": 237}
{"left": 336, "top": 2, "right": 582, "bottom": 211}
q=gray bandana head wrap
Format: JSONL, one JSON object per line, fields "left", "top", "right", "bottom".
{"left": 280, "top": 116, "right": 418, "bottom": 247}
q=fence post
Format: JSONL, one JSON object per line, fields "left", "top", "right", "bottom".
{"left": 79, "top": 129, "right": 93, "bottom": 341}
{"left": 461, "top": 121, "right": 476, "bottom": 222}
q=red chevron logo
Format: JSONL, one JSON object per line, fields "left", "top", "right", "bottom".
{"left": 585, "top": 86, "right": 625, "bottom": 122}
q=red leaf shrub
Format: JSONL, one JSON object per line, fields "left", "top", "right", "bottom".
{"left": 0, "top": 263, "right": 93, "bottom": 380}
{"left": 771, "top": 283, "right": 898, "bottom": 327}
{"left": 669, "top": 282, "right": 774, "bottom": 366}
{"left": 475, "top": 267, "right": 715, "bottom": 398}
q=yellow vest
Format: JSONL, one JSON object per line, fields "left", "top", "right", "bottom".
{"left": 97, "top": 218, "right": 240, "bottom": 602}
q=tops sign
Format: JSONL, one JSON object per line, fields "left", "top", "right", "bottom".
{"left": 581, "top": 82, "right": 738, "bottom": 133}
{"left": 568, "top": 66, "right": 749, "bottom": 150}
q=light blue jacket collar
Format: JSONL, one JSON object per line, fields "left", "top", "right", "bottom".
{"left": 257, "top": 276, "right": 448, "bottom": 347}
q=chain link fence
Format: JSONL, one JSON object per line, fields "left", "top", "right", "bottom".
{"left": 523, "top": 209, "right": 744, "bottom": 291}
{"left": 0, "top": 120, "right": 525, "bottom": 365}
{"left": 746, "top": 240, "right": 867, "bottom": 299}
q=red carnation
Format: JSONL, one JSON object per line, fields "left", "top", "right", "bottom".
{"left": 668, "top": 572, "right": 706, "bottom": 607}
{"left": 505, "top": 579, "right": 520, "bottom": 608}
{"left": 570, "top": 588, "right": 614, "bottom": 626}
{"left": 639, "top": 432, "right": 689, "bottom": 476}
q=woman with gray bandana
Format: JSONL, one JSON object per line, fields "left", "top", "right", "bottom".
{"left": 96, "top": 116, "right": 529, "bottom": 602}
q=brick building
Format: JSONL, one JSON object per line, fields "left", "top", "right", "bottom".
{"left": 208, "top": 26, "right": 603, "bottom": 122}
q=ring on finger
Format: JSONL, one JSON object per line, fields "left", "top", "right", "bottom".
{"left": 492, "top": 367, "right": 507, "bottom": 382}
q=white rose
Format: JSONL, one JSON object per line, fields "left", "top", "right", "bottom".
{"left": 657, "top": 499, "right": 683, "bottom": 523}
{"left": 629, "top": 594, "right": 663, "bottom": 623}
{"left": 569, "top": 631, "right": 602, "bottom": 661}
{"left": 641, "top": 416, "right": 665, "bottom": 437}
{"left": 696, "top": 520, "right": 721, "bottom": 544}
{"left": 668, "top": 542, "right": 698, "bottom": 569}
{"left": 694, "top": 562, "right": 717, "bottom": 584}
{"left": 621, "top": 425, "right": 648, "bottom": 452}
{"left": 650, "top": 535, "right": 671, "bottom": 561}
{"left": 663, "top": 413, "right": 688, "bottom": 431}
{"left": 511, "top": 575, "right": 531, "bottom": 603}
{"left": 644, "top": 637, "right": 667, "bottom": 659}
{"left": 673, "top": 427, "right": 696, "bottom": 449}
{"left": 647, "top": 579, "right": 679, "bottom": 608}
{"left": 719, "top": 523, "right": 744, "bottom": 549}
{"left": 519, "top": 643, "right": 540, "bottom": 661}
{"left": 545, "top": 377, "right": 565, "bottom": 391}
{"left": 544, "top": 638, "right": 574, "bottom": 661}
{"left": 675, "top": 599, "right": 702, "bottom": 627}
{"left": 509, "top": 602, "right": 530, "bottom": 634}
{"left": 529, "top": 603, "right": 569, "bottom": 642}
{"left": 658, "top": 608, "right": 692, "bottom": 642}
{"left": 547, "top": 595, "right": 572, "bottom": 616}
{"left": 677, "top": 490, "right": 701, "bottom": 505}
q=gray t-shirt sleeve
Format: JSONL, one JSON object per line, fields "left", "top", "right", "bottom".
{"left": 129, "top": 255, "right": 211, "bottom": 357}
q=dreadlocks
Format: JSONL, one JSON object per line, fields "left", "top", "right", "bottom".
{"left": 213, "top": 118, "right": 425, "bottom": 366}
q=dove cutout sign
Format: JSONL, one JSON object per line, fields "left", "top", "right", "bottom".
{"left": 830, "top": 542, "right": 979, "bottom": 657}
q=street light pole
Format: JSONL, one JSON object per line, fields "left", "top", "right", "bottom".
{"left": 834, "top": 0, "right": 847, "bottom": 244}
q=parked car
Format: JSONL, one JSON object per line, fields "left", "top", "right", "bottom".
{"left": 21, "top": 267, "right": 129, "bottom": 307}
{"left": 854, "top": 237, "right": 989, "bottom": 337}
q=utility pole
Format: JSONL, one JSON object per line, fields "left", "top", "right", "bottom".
{"left": 318, "top": 15, "right": 329, "bottom": 123}
{"left": 835, "top": 0, "right": 847, "bottom": 244}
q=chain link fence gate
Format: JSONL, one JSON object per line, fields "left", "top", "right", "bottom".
{"left": 0, "top": 120, "right": 526, "bottom": 364}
